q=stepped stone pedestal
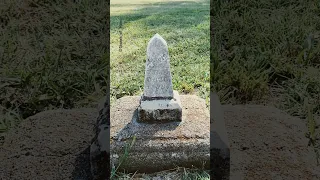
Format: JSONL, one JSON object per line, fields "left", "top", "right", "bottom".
{"left": 110, "top": 34, "right": 211, "bottom": 173}
{"left": 110, "top": 95, "right": 210, "bottom": 173}
{"left": 137, "top": 34, "right": 182, "bottom": 123}
{"left": 91, "top": 34, "right": 229, "bottom": 179}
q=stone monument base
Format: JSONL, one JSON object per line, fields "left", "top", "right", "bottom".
{"left": 138, "top": 90, "right": 182, "bottom": 123}
{"left": 110, "top": 95, "right": 211, "bottom": 173}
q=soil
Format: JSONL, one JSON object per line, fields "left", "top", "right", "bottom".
{"left": 1, "top": 105, "right": 319, "bottom": 179}
{"left": 0, "top": 108, "right": 98, "bottom": 180}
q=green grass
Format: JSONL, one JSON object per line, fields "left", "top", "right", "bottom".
{"left": 110, "top": 0, "right": 210, "bottom": 106}
{"left": 2, "top": 0, "right": 319, "bottom": 178}
{"left": 113, "top": 168, "right": 210, "bottom": 180}
{"left": 111, "top": 136, "right": 137, "bottom": 179}
{"left": 211, "top": 0, "right": 320, "bottom": 117}
{"left": 110, "top": 135, "right": 209, "bottom": 179}
{"left": 211, "top": 0, "right": 320, "bottom": 163}
{"left": 110, "top": 0, "right": 210, "bottom": 178}
{"left": 1, "top": 0, "right": 210, "bottom": 178}
{"left": 0, "top": 0, "right": 108, "bottom": 133}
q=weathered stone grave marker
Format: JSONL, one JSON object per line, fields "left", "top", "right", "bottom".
{"left": 138, "top": 33, "right": 182, "bottom": 123}
{"left": 89, "top": 33, "right": 230, "bottom": 180}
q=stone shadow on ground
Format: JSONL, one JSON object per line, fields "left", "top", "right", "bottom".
{"left": 210, "top": 92, "right": 231, "bottom": 179}
{"left": 112, "top": 108, "right": 180, "bottom": 143}
{"left": 111, "top": 108, "right": 189, "bottom": 174}
{"left": 89, "top": 99, "right": 111, "bottom": 179}
{"left": 71, "top": 146, "right": 93, "bottom": 180}
{"left": 210, "top": 136, "right": 230, "bottom": 180}
{"left": 110, "top": 0, "right": 210, "bottom": 31}
{"left": 110, "top": 96, "right": 210, "bottom": 174}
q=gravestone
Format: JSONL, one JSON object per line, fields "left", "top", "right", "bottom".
{"left": 103, "top": 33, "right": 215, "bottom": 179}
{"left": 138, "top": 34, "right": 182, "bottom": 123}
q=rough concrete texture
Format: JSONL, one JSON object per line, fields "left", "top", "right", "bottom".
{"left": 224, "top": 105, "right": 320, "bottom": 180}
{"left": 111, "top": 95, "right": 210, "bottom": 173}
{"left": 0, "top": 108, "right": 98, "bottom": 180}
{"left": 1, "top": 101, "right": 319, "bottom": 179}
{"left": 138, "top": 90, "right": 182, "bottom": 123}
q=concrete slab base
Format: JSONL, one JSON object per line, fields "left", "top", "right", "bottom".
{"left": 138, "top": 90, "right": 182, "bottom": 123}
{"left": 110, "top": 95, "right": 210, "bottom": 173}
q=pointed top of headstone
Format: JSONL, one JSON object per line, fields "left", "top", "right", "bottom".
{"left": 143, "top": 34, "right": 173, "bottom": 100}
{"left": 138, "top": 34, "right": 182, "bottom": 123}
{"left": 147, "top": 34, "right": 168, "bottom": 55}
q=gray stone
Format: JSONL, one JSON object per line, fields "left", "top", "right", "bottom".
{"left": 1, "top": 99, "right": 319, "bottom": 179}
{"left": 110, "top": 95, "right": 210, "bottom": 173}
{"left": 143, "top": 33, "right": 173, "bottom": 99}
{"left": 138, "top": 34, "right": 182, "bottom": 122}
{"left": 138, "top": 90, "right": 182, "bottom": 123}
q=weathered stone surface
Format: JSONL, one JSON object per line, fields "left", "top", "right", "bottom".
{"left": 224, "top": 105, "right": 320, "bottom": 180}
{"left": 0, "top": 108, "right": 99, "bottom": 180}
{"left": 1, "top": 100, "right": 319, "bottom": 179}
{"left": 111, "top": 95, "right": 210, "bottom": 173}
{"left": 138, "top": 90, "right": 182, "bottom": 123}
{"left": 143, "top": 33, "right": 173, "bottom": 100}
{"left": 138, "top": 34, "right": 182, "bottom": 123}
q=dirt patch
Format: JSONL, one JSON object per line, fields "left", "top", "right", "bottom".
{"left": 1, "top": 105, "right": 319, "bottom": 179}
{"left": 224, "top": 105, "right": 320, "bottom": 179}
{"left": 0, "top": 108, "right": 98, "bottom": 180}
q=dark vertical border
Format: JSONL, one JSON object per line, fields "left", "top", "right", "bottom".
{"left": 106, "top": 0, "right": 111, "bottom": 178}
{"left": 210, "top": 0, "right": 214, "bottom": 179}
{"left": 89, "top": 1, "right": 110, "bottom": 179}
{"left": 107, "top": 0, "right": 111, "bottom": 179}
{"left": 210, "top": 0, "right": 230, "bottom": 179}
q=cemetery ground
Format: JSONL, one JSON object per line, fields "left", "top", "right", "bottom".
{"left": 0, "top": 0, "right": 211, "bottom": 179}
{"left": 110, "top": 0, "right": 210, "bottom": 179}
{"left": 212, "top": 0, "right": 320, "bottom": 168}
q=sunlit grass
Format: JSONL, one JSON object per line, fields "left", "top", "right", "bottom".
{"left": 0, "top": 0, "right": 108, "bottom": 133}
{"left": 110, "top": 0, "right": 210, "bottom": 178}
{"left": 211, "top": 0, "right": 320, "bottom": 117}
{"left": 111, "top": 0, "right": 207, "bottom": 15}
{"left": 211, "top": 0, "right": 320, "bottom": 164}
{"left": 110, "top": 0, "right": 210, "bottom": 106}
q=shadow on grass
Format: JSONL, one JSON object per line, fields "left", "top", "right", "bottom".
{"left": 110, "top": 0, "right": 210, "bottom": 32}
{"left": 110, "top": 0, "right": 210, "bottom": 102}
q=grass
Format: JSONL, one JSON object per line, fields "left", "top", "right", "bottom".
{"left": 110, "top": 135, "right": 210, "bottom": 179}
{"left": 110, "top": 0, "right": 210, "bottom": 178}
{"left": 110, "top": 0, "right": 210, "bottom": 106}
{"left": 113, "top": 167, "right": 210, "bottom": 180}
{"left": 1, "top": 0, "right": 210, "bottom": 178}
{"left": 111, "top": 136, "right": 137, "bottom": 179}
{"left": 0, "top": 0, "right": 109, "bottom": 133}
{"left": 211, "top": 0, "right": 320, "bottom": 162}
{"left": 2, "top": 0, "right": 319, "bottom": 178}
{"left": 211, "top": 0, "right": 320, "bottom": 117}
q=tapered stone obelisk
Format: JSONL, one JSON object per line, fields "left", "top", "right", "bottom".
{"left": 137, "top": 34, "right": 182, "bottom": 123}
